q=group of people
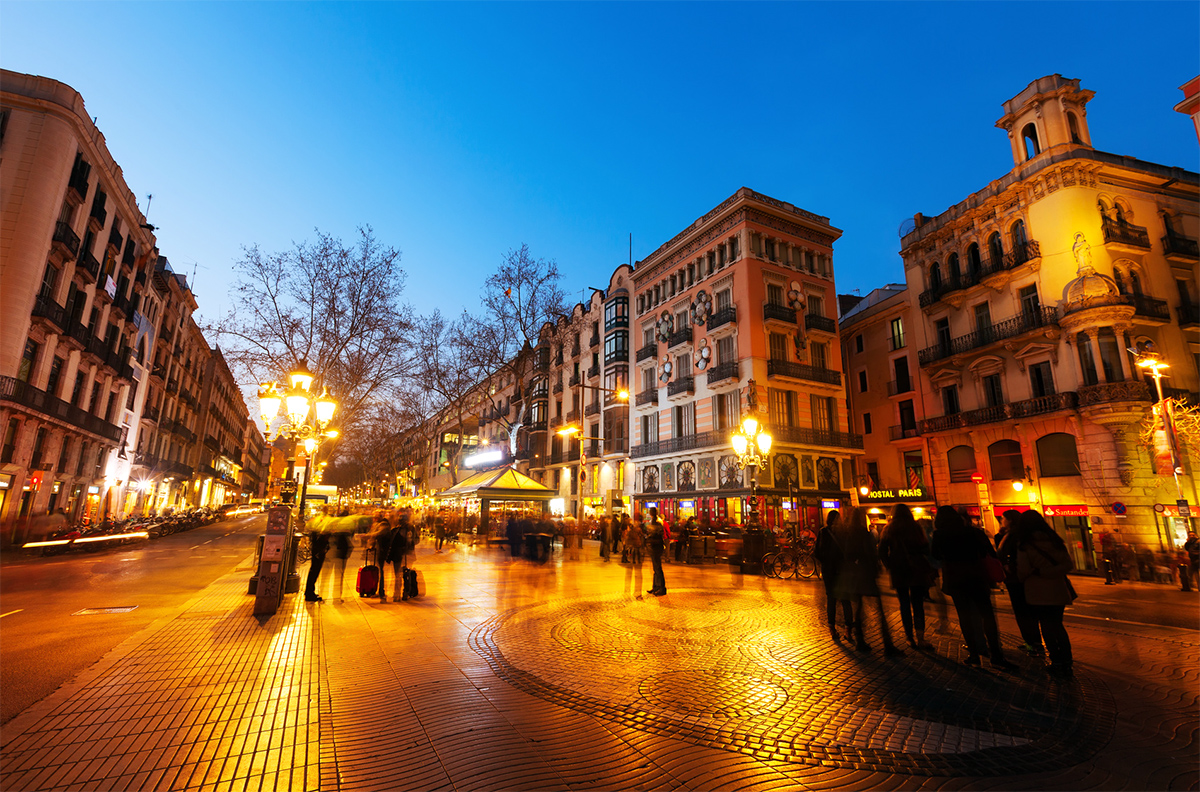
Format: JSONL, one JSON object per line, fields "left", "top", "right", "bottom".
{"left": 303, "top": 506, "right": 419, "bottom": 603}
{"left": 816, "top": 503, "right": 1077, "bottom": 678}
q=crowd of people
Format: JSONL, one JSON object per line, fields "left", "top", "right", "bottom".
{"left": 817, "top": 503, "right": 1078, "bottom": 678}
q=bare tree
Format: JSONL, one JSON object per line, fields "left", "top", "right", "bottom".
{"left": 414, "top": 310, "right": 487, "bottom": 484}
{"left": 212, "top": 227, "right": 413, "bottom": 440}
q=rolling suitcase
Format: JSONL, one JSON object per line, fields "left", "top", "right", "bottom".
{"left": 357, "top": 547, "right": 380, "bottom": 597}
{"left": 402, "top": 566, "right": 419, "bottom": 600}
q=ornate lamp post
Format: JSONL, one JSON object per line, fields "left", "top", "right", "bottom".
{"left": 258, "top": 360, "right": 338, "bottom": 519}
{"left": 731, "top": 416, "right": 772, "bottom": 573}
{"left": 1134, "top": 343, "right": 1185, "bottom": 508}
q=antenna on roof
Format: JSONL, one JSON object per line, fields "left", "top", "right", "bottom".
{"left": 629, "top": 233, "right": 632, "bottom": 268}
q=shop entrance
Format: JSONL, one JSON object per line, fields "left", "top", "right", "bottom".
{"left": 1050, "top": 515, "right": 1096, "bottom": 571}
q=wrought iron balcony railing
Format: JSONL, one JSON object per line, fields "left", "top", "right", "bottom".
{"left": 918, "top": 306, "right": 1058, "bottom": 365}
{"left": 766, "top": 360, "right": 842, "bottom": 385}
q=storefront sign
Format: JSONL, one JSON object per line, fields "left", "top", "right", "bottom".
{"left": 820, "top": 499, "right": 840, "bottom": 509}
{"left": 861, "top": 486, "right": 928, "bottom": 502}
{"left": 463, "top": 448, "right": 505, "bottom": 468}
{"left": 1179, "top": 500, "right": 1192, "bottom": 518}
{"left": 679, "top": 500, "right": 695, "bottom": 509}
{"left": 1044, "top": 504, "right": 1089, "bottom": 517}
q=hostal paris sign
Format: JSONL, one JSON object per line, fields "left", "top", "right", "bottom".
{"left": 862, "top": 486, "right": 928, "bottom": 503}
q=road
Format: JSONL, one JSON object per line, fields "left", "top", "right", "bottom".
{"left": 0, "top": 513, "right": 266, "bottom": 725}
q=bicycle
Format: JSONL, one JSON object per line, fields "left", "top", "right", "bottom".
{"left": 762, "top": 530, "right": 818, "bottom": 580}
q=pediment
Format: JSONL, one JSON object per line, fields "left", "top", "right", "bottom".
{"left": 968, "top": 355, "right": 1006, "bottom": 378}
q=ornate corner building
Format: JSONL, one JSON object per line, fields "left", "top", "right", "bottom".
{"left": 896, "top": 74, "right": 1198, "bottom": 565}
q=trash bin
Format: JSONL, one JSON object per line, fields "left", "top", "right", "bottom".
{"left": 688, "top": 535, "right": 705, "bottom": 564}
{"left": 703, "top": 535, "right": 717, "bottom": 563}
{"left": 741, "top": 530, "right": 767, "bottom": 574}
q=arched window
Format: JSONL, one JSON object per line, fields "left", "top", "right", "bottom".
{"left": 1037, "top": 433, "right": 1080, "bottom": 477}
{"left": 930, "top": 262, "right": 943, "bottom": 291}
{"left": 1021, "top": 123, "right": 1040, "bottom": 160}
{"left": 988, "top": 232, "right": 1004, "bottom": 265}
{"left": 136, "top": 339, "right": 146, "bottom": 365}
{"left": 1076, "top": 332, "right": 1098, "bottom": 386}
{"left": 947, "top": 445, "right": 977, "bottom": 483}
{"left": 1010, "top": 219, "right": 1027, "bottom": 250}
{"left": 1067, "top": 112, "right": 1083, "bottom": 145}
{"left": 947, "top": 253, "right": 961, "bottom": 286}
{"left": 988, "top": 439, "right": 1024, "bottom": 481}
{"left": 967, "top": 243, "right": 982, "bottom": 279}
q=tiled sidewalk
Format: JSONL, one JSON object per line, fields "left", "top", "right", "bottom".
{"left": 2, "top": 542, "right": 1197, "bottom": 791}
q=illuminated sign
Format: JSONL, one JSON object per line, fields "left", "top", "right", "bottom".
{"left": 1044, "top": 504, "right": 1089, "bottom": 517}
{"left": 861, "top": 486, "right": 929, "bottom": 502}
{"left": 87, "top": 485, "right": 100, "bottom": 494}
{"left": 821, "top": 499, "right": 840, "bottom": 509}
{"left": 463, "top": 448, "right": 504, "bottom": 468}
{"left": 679, "top": 500, "right": 695, "bottom": 508}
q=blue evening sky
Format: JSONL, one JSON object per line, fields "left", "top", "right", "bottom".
{"left": 3, "top": 2, "right": 1198, "bottom": 327}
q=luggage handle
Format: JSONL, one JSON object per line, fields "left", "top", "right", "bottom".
{"left": 364, "top": 545, "right": 376, "bottom": 565}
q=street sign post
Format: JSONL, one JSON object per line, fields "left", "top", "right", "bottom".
{"left": 253, "top": 506, "right": 293, "bottom": 616}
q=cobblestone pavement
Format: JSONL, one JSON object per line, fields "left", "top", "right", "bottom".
{"left": 1, "top": 542, "right": 1196, "bottom": 791}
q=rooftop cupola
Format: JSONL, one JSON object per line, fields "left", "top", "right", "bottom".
{"left": 996, "top": 74, "right": 1095, "bottom": 167}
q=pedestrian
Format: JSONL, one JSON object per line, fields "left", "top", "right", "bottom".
{"left": 646, "top": 507, "right": 667, "bottom": 596}
{"left": 305, "top": 509, "right": 332, "bottom": 603}
{"left": 506, "top": 513, "right": 522, "bottom": 559}
{"left": 599, "top": 515, "right": 611, "bottom": 561}
{"left": 995, "top": 509, "right": 1045, "bottom": 657}
{"left": 1015, "top": 509, "right": 1075, "bottom": 678}
{"left": 931, "top": 506, "right": 1017, "bottom": 671}
{"left": 387, "top": 509, "right": 416, "bottom": 601}
{"left": 623, "top": 514, "right": 646, "bottom": 600}
{"left": 815, "top": 510, "right": 852, "bottom": 643}
{"left": 367, "top": 512, "right": 394, "bottom": 601}
{"left": 434, "top": 510, "right": 446, "bottom": 553}
{"left": 1182, "top": 532, "right": 1199, "bottom": 592}
{"left": 834, "top": 507, "right": 902, "bottom": 656}
{"left": 878, "top": 503, "right": 935, "bottom": 650}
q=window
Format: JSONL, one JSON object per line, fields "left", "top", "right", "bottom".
{"left": 40, "top": 263, "right": 60, "bottom": 299}
{"left": 1011, "top": 219, "right": 1028, "bottom": 250}
{"left": 988, "top": 439, "right": 1024, "bottom": 481}
{"left": 941, "top": 385, "right": 960, "bottom": 415}
{"left": 930, "top": 262, "right": 943, "bottom": 290}
{"left": 855, "top": 334, "right": 864, "bottom": 354}
{"left": 603, "top": 330, "right": 628, "bottom": 365}
{"left": 808, "top": 294, "right": 825, "bottom": 318}
{"left": 947, "top": 252, "right": 961, "bottom": 285}
{"left": 967, "top": 243, "right": 982, "bottom": 279}
{"left": 811, "top": 342, "right": 829, "bottom": 369}
{"left": 866, "top": 461, "right": 879, "bottom": 488}
{"left": 46, "top": 357, "right": 64, "bottom": 398}
{"left": 893, "top": 356, "right": 911, "bottom": 392}
{"left": 903, "top": 450, "right": 925, "bottom": 489}
{"left": 676, "top": 352, "right": 691, "bottom": 373}
{"left": 858, "top": 370, "right": 868, "bottom": 393}
{"left": 769, "top": 333, "right": 789, "bottom": 361}
{"left": 898, "top": 399, "right": 916, "bottom": 431}
{"left": 947, "top": 446, "right": 977, "bottom": 483}
{"left": 713, "top": 391, "right": 740, "bottom": 431}
{"left": 604, "top": 297, "right": 628, "bottom": 331}
{"left": 935, "top": 318, "right": 951, "bottom": 351}
{"left": 1021, "top": 124, "right": 1040, "bottom": 160}
{"left": 640, "top": 413, "right": 658, "bottom": 444}
{"left": 716, "top": 335, "right": 735, "bottom": 365}
{"left": 1018, "top": 285, "right": 1039, "bottom": 316}
{"left": 1037, "top": 433, "right": 1080, "bottom": 477}
{"left": 1067, "top": 112, "right": 1083, "bottom": 144}
{"left": 766, "top": 283, "right": 784, "bottom": 306}
{"left": 672, "top": 402, "right": 695, "bottom": 438}
{"left": 1076, "top": 332, "right": 1098, "bottom": 385}
{"left": 1097, "top": 328, "right": 1124, "bottom": 382}
{"left": 17, "top": 339, "right": 39, "bottom": 383}
{"left": 1, "top": 419, "right": 18, "bottom": 464}
{"left": 769, "top": 389, "right": 798, "bottom": 428}
{"left": 642, "top": 367, "right": 656, "bottom": 392}
{"left": 716, "top": 289, "right": 731, "bottom": 310}
{"left": 642, "top": 325, "right": 656, "bottom": 346}
{"left": 973, "top": 302, "right": 992, "bottom": 334}
{"left": 811, "top": 394, "right": 836, "bottom": 432}
{"left": 1029, "top": 361, "right": 1055, "bottom": 398}
{"left": 862, "top": 412, "right": 872, "bottom": 435}
{"left": 889, "top": 318, "right": 904, "bottom": 350}
{"left": 603, "top": 367, "right": 627, "bottom": 398}
{"left": 983, "top": 374, "right": 1004, "bottom": 408}
{"left": 988, "top": 232, "right": 1004, "bottom": 265}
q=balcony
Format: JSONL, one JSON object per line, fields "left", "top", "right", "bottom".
{"left": 88, "top": 201, "right": 107, "bottom": 232}
{"left": 918, "top": 306, "right": 1058, "bottom": 366}
{"left": 553, "top": 380, "right": 564, "bottom": 394}
{"left": 604, "top": 349, "right": 628, "bottom": 366}
{"left": 1101, "top": 216, "right": 1150, "bottom": 251}
{"left": 804, "top": 314, "right": 836, "bottom": 334}
{"left": 635, "top": 388, "right": 659, "bottom": 407}
{"left": 1130, "top": 294, "right": 1171, "bottom": 324}
{"left": 706, "top": 360, "right": 738, "bottom": 386}
{"left": 766, "top": 360, "right": 842, "bottom": 386}
{"left": 568, "top": 446, "right": 581, "bottom": 462}
{"left": 631, "top": 429, "right": 725, "bottom": 459}
{"left": 1180, "top": 303, "right": 1199, "bottom": 327}
{"left": 919, "top": 240, "right": 1041, "bottom": 307}
{"left": 636, "top": 343, "right": 658, "bottom": 363}
{"left": 666, "top": 327, "right": 692, "bottom": 349}
{"left": 32, "top": 295, "right": 67, "bottom": 333}
{"left": 887, "top": 378, "right": 914, "bottom": 396}
{"left": 571, "top": 344, "right": 580, "bottom": 357}
{"left": 586, "top": 364, "right": 599, "bottom": 379}
{"left": 667, "top": 376, "right": 694, "bottom": 398}
{"left": 568, "top": 373, "right": 581, "bottom": 387}
{"left": 920, "top": 391, "right": 1078, "bottom": 433}
{"left": 565, "top": 410, "right": 580, "bottom": 424}
{"left": 52, "top": 221, "right": 81, "bottom": 259}
{"left": 1078, "top": 381, "right": 1152, "bottom": 407}
{"left": 762, "top": 303, "right": 796, "bottom": 324}
{"left": 534, "top": 356, "right": 549, "bottom": 373}
{"left": 889, "top": 424, "right": 921, "bottom": 440}
{"left": 0, "top": 375, "right": 122, "bottom": 443}
{"left": 585, "top": 401, "right": 601, "bottom": 417}
{"left": 1162, "top": 232, "right": 1199, "bottom": 262}
{"left": 76, "top": 249, "right": 101, "bottom": 282}
{"left": 67, "top": 167, "right": 90, "bottom": 204}
{"left": 707, "top": 305, "right": 736, "bottom": 333}
{"left": 589, "top": 334, "right": 599, "bottom": 348}
{"left": 773, "top": 426, "right": 864, "bottom": 450}
{"left": 142, "top": 404, "right": 160, "bottom": 423}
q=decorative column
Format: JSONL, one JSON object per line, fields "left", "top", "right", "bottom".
{"left": 1087, "top": 331, "right": 1108, "bottom": 384}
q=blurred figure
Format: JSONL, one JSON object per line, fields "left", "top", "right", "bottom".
{"left": 623, "top": 515, "right": 646, "bottom": 599}
{"left": 331, "top": 509, "right": 355, "bottom": 599}
{"left": 646, "top": 508, "right": 667, "bottom": 596}
{"left": 1016, "top": 509, "right": 1075, "bottom": 678}
{"left": 599, "top": 515, "right": 611, "bottom": 562}
{"left": 434, "top": 510, "right": 446, "bottom": 553}
{"left": 931, "top": 506, "right": 1016, "bottom": 671}
{"left": 305, "top": 508, "right": 333, "bottom": 603}
{"left": 879, "top": 504, "right": 935, "bottom": 650}
{"left": 367, "top": 512, "right": 394, "bottom": 601}
{"left": 920, "top": 517, "right": 951, "bottom": 634}
{"left": 834, "top": 507, "right": 902, "bottom": 656}
{"left": 815, "top": 510, "right": 852, "bottom": 643}
{"left": 1181, "top": 532, "right": 1198, "bottom": 591}
{"left": 995, "top": 509, "right": 1044, "bottom": 657}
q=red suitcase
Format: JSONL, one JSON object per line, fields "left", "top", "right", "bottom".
{"left": 357, "top": 547, "right": 380, "bottom": 597}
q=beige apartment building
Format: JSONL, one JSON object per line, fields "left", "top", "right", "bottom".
{"left": 899, "top": 74, "right": 1198, "bottom": 568}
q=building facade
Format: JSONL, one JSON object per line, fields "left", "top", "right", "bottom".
{"left": 899, "top": 75, "right": 1198, "bottom": 567}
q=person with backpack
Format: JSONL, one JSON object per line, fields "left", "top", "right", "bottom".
{"left": 1016, "top": 509, "right": 1075, "bottom": 678}
{"left": 815, "top": 510, "right": 852, "bottom": 643}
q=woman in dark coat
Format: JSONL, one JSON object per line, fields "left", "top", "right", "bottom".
{"left": 1016, "top": 510, "right": 1075, "bottom": 677}
{"left": 646, "top": 507, "right": 667, "bottom": 596}
{"left": 815, "top": 510, "right": 852, "bottom": 643}
{"left": 879, "top": 503, "right": 935, "bottom": 649}
{"left": 930, "top": 506, "right": 1016, "bottom": 670}
{"left": 834, "top": 507, "right": 902, "bottom": 656}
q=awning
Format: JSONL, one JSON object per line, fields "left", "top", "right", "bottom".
{"left": 435, "top": 467, "right": 557, "bottom": 501}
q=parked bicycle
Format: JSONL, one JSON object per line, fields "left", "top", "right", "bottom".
{"left": 762, "top": 528, "right": 819, "bottom": 580}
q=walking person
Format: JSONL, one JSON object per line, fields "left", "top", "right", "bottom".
{"left": 367, "top": 512, "right": 394, "bottom": 602}
{"left": 1015, "top": 509, "right": 1075, "bottom": 678}
{"left": 834, "top": 507, "right": 902, "bottom": 656}
{"left": 815, "top": 510, "right": 853, "bottom": 643}
{"left": 599, "top": 515, "right": 611, "bottom": 562}
{"left": 878, "top": 504, "right": 935, "bottom": 650}
{"left": 931, "top": 506, "right": 1017, "bottom": 671}
{"left": 1182, "top": 531, "right": 1199, "bottom": 591}
{"left": 995, "top": 509, "right": 1045, "bottom": 656}
{"left": 623, "top": 516, "right": 646, "bottom": 600}
{"left": 434, "top": 510, "right": 446, "bottom": 553}
{"left": 304, "top": 510, "right": 332, "bottom": 603}
{"left": 646, "top": 507, "right": 667, "bottom": 596}
{"left": 331, "top": 510, "right": 354, "bottom": 599}
{"left": 383, "top": 510, "right": 413, "bottom": 602}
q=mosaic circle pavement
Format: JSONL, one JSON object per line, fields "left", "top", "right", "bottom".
{"left": 469, "top": 588, "right": 1115, "bottom": 776}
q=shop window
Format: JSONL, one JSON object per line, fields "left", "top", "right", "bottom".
{"left": 947, "top": 445, "right": 977, "bottom": 483}
{"left": 988, "top": 439, "right": 1024, "bottom": 481}
{"left": 1036, "top": 433, "right": 1080, "bottom": 478}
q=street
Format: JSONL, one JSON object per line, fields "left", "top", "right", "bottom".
{"left": 0, "top": 513, "right": 265, "bottom": 725}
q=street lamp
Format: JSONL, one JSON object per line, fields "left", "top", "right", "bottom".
{"left": 559, "top": 385, "right": 628, "bottom": 525}
{"left": 730, "top": 416, "right": 773, "bottom": 530}
{"left": 1134, "top": 342, "right": 1185, "bottom": 505}
{"left": 258, "top": 359, "right": 338, "bottom": 517}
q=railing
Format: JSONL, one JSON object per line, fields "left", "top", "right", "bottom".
{"left": 889, "top": 424, "right": 921, "bottom": 440}
{"left": 565, "top": 410, "right": 580, "bottom": 424}
{"left": 569, "top": 373, "right": 581, "bottom": 386}
{"left": 708, "top": 305, "right": 736, "bottom": 332}
{"left": 32, "top": 295, "right": 67, "bottom": 332}
{"left": 1179, "top": 303, "right": 1200, "bottom": 325}
{"left": 631, "top": 430, "right": 725, "bottom": 459}
{"left": 553, "top": 380, "right": 563, "bottom": 394}
{"left": 549, "top": 449, "right": 564, "bottom": 465}
{"left": 52, "top": 221, "right": 81, "bottom": 257}
{"left": 920, "top": 392, "right": 1078, "bottom": 432}
{"left": 589, "top": 334, "right": 599, "bottom": 348}
{"left": 587, "top": 364, "right": 600, "bottom": 379}
{"left": 636, "top": 344, "right": 658, "bottom": 363}
{"left": 89, "top": 200, "right": 107, "bottom": 230}
{"left": 142, "top": 404, "right": 160, "bottom": 422}
{"left": 1101, "top": 216, "right": 1150, "bottom": 249}
{"left": 918, "top": 306, "right": 1059, "bottom": 365}
{"left": 1078, "top": 381, "right": 1151, "bottom": 407}
{"left": 919, "top": 240, "right": 1042, "bottom": 307}
{"left": 567, "top": 446, "right": 580, "bottom": 461}
{"left": 1062, "top": 293, "right": 1133, "bottom": 315}
{"left": 887, "top": 379, "right": 914, "bottom": 396}
{"left": 151, "top": 365, "right": 167, "bottom": 380}
{"left": 1131, "top": 294, "right": 1171, "bottom": 321}
{"left": 706, "top": 360, "right": 738, "bottom": 385}
{"left": 0, "top": 375, "right": 122, "bottom": 442}
{"left": 603, "top": 349, "right": 628, "bottom": 365}
{"left": 571, "top": 344, "right": 580, "bottom": 357}
{"left": 667, "top": 327, "right": 692, "bottom": 348}
{"left": 585, "top": 402, "right": 601, "bottom": 416}
{"left": 636, "top": 388, "right": 659, "bottom": 406}
{"left": 804, "top": 314, "right": 836, "bottom": 333}
{"left": 667, "top": 376, "right": 694, "bottom": 397}
{"left": 766, "top": 360, "right": 842, "bottom": 385}
{"left": 773, "top": 426, "right": 864, "bottom": 450}
{"left": 763, "top": 303, "right": 796, "bottom": 323}
{"left": 67, "top": 166, "right": 90, "bottom": 202}
{"left": 1162, "top": 233, "right": 1199, "bottom": 259}
{"left": 76, "top": 249, "right": 101, "bottom": 281}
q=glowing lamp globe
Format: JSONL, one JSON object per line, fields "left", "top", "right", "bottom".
{"left": 731, "top": 433, "right": 749, "bottom": 456}
{"left": 315, "top": 387, "right": 337, "bottom": 425}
